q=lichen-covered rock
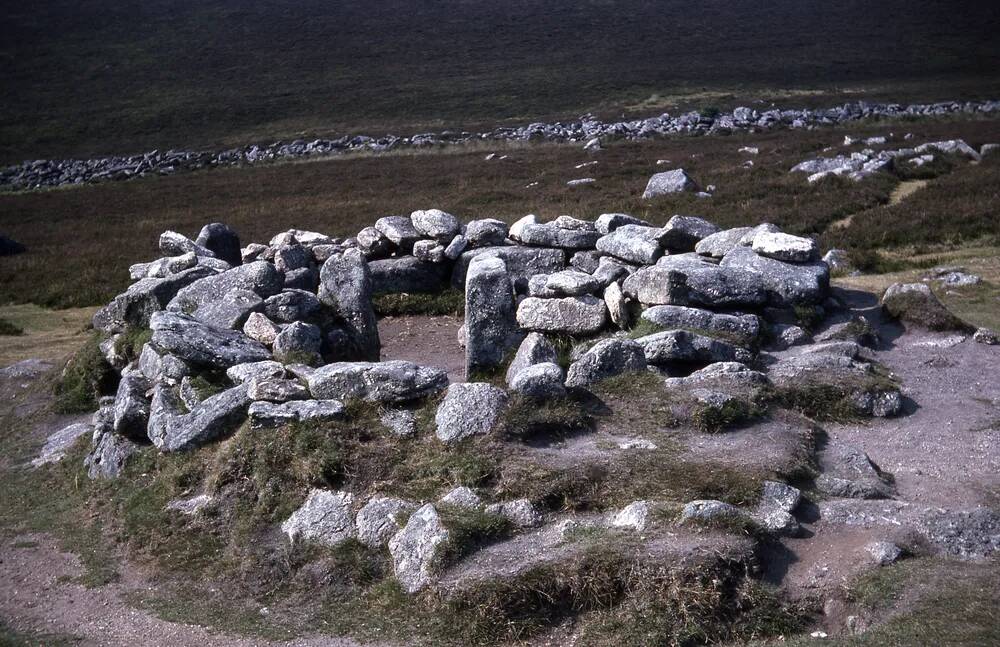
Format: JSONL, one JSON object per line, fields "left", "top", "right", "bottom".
{"left": 388, "top": 504, "right": 450, "bottom": 593}
{"left": 264, "top": 289, "right": 321, "bottom": 323}
{"left": 93, "top": 265, "right": 216, "bottom": 333}
{"left": 565, "top": 338, "right": 646, "bottom": 388}
{"left": 540, "top": 270, "right": 602, "bottom": 297}
{"left": 516, "top": 296, "right": 607, "bottom": 335}
{"left": 243, "top": 312, "right": 282, "bottom": 345}
{"left": 642, "top": 169, "right": 699, "bottom": 198}
{"left": 867, "top": 541, "right": 904, "bottom": 566}
{"left": 357, "top": 226, "right": 393, "bottom": 259}
{"left": 226, "top": 360, "right": 285, "bottom": 384}
{"left": 369, "top": 256, "right": 450, "bottom": 294}
{"left": 112, "top": 368, "right": 152, "bottom": 440}
{"left": 659, "top": 215, "right": 720, "bottom": 252}
{"left": 452, "top": 246, "right": 566, "bottom": 289}
{"left": 881, "top": 282, "right": 973, "bottom": 332}
{"left": 194, "top": 223, "right": 241, "bottom": 266}
{"left": 595, "top": 225, "right": 664, "bottom": 264}
{"left": 641, "top": 305, "right": 760, "bottom": 346}
{"left": 411, "top": 209, "right": 461, "bottom": 242}
{"left": 85, "top": 406, "right": 139, "bottom": 479}
{"left": 680, "top": 500, "right": 743, "bottom": 523}
{"left": 603, "top": 280, "right": 630, "bottom": 329}
{"left": 817, "top": 446, "right": 895, "bottom": 499}
{"left": 149, "top": 383, "right": 251, "bottom": 452}
{"left": 308, "top": 361, "right": 448, "bottom": 404}
{"left": 32, "top": 422, "right": 91, "bottom": 468}
{"left": 464, "top": 219, "right": 509, "bottom": 248}
{"left": 621, "top": 266, "right": 688, "bottom": 306}
{"left": 319, "top": 249, "right": 381, "bottom": 361}
{"left": 595, "top": 213, "right": 651, "bottom": 234}
{"left": 272, "top": 321, "right": 323, "bottom": 366}
{"left": 509, "top": 362, "right": 567, "bottom": 399}
{"left": 636, "top": 330, "right": 753, "bottom": 366}
{"left": 281, "top": 490, "right": 356, "bottom": 546}
{"left": 167, "top": 261, "right": 284, "bottom": 315}
{"left": 375, "top": 215, "right": 422, "bottom": 252}
{"left": 435, "top": 383, "right": 509, "bottom": 443}
{"left": 356, "top": 497, "right": 417, "bottom": 548}
{"left": 720, "top": 246, "right": 829, "bottom": 306}
{"left": 518, "top": 223, "right": 600, "bottom": 250}
{"left": 159, "top": 230, "right": 216, "bottom": 258}
{"left": 439, "top": 486, "right": 483, "bottom": 509}
{"left": 247, "top": 377, "right": 310, "bottom": 402}
{"left": 465, "top": 255, "right": 523, "bottom": 376}
{"left": 611, "top": 501, "right": 650, "bottom": 530}
{"left": 695, "top": 227, "right": 753, "bottom": 258}
{"left": 751, "top": 232, "right": 819, "bottom": 263}
{"left": 247, "top": 399, "right": 345, "bottom": 428}
{"left": 505, "top": 332, "right": 559, "bottom": 386}
{"left": 485, "top": 499, "right": 543, "bottom": 528}
{"left": 150, "top": 311, "right": 271, "bottom": 369}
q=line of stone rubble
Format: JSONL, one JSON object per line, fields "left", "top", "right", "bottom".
{"left": 3, "top": 98, "right": 999, "bottom": 191}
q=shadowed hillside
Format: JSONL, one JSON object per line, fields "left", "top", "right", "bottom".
{"left": 2, "top": 0, "right": 1000, "bottom": 162}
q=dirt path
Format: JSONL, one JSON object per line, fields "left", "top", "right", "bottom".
{"left": 0, "top": 534, "right": 386, "bottom": 647}
{"left": 888, "top": 179, "right": 928, "bottom": 205}
{"left": 764, "top": 290, "right": 1000, "bottom": 628}
{"left": 378, "top": 315, "right": 464, "bottom": 381}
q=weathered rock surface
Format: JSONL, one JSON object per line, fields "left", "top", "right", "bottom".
{"left": 621, "top": 266, "right": 688, "bottom": 305}
{"left": 388, "top": 504, "right": 450, "bottom": 593}
{"left": 516, "top": 296, "right": 607, "bottom": 335}
{"left": 369, "top": 256, "right": 449, "bottom": 294}
{"left": 319, "top": 250, "right": 381, "bottom": 361}
{"left": 595, "top": 225, "right": 664, "bottom": 264}
{"left": 464, "top": 256, "right": 522, "bottom": 376}
{"left": 247, "top": 399, "right": 345, "bottom": 428}
{"left": 32, "top": 422, "right": 92, "bottom": 467}
{"left": 636, "top": 330, "right": 753, "bottom": 365}
{"left": 168, "top": 261, "right": 283, "bottom": 315}
{"left": 642, "top": 169, "right": 699, "bottom": 198}
{"left": 505, "top": 332, "right": 559, "bottom": 386}
{"left": 195, "top": 223, "right": 242, "bottom": 266}
{"left": 307, "top": 361, "right": 448, "bottom": 403}
{"left": 150, "top": 311, "right": 271, "bottom": 369}
{"left": 356, "top": 497, "right": 417, "bottom": 548}
{"left": 659, "top": 215, "right": 720, "bottom": 252}
{"left": 281, "top": 490, "right": 356, "bottom": 546}
{"left": 435, "top": 383, "right": 509, "bottom": 443}
{"left": 881, "top": 282, "right": 973, "bottom": 332}
{"left": 720, "top": 246, "right": 829, "bottom": 306}
{"left": 641, "top": 305, "right": 760, "bottom": 345}
{"left": 565, "top": 338, "right": 646, "bottom": 388}
{"left": 93, "top": 265, "right": 216, "bottom": 332}
{"left": 509, "top": 362, "right": 567, "bottom": 399}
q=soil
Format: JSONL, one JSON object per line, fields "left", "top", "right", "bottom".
{"left": 377, "top": 315, "right": 464, "bottom": 381}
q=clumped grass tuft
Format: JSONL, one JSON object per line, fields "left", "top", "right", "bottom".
{"left": 500, "top": 394, "right": 593, "bottom": 443}
{"left": 373, "top": 289, "right": 465, "bottom": 317}
{"left": 113, "top": 326, "right": 152, "bottom": 363}
{"left": 53, "top": 333, "right": 116, "bottom": 413}
{"left": 436, "top": 505, "right": 514, "bottom": 567}
{"left": 692, "top": 398, "right": 766, "bottom": 433}
{"left": 442, "top": 545, "right": 811, "bottom": 646}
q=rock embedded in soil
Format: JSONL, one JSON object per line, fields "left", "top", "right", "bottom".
{"left": 565, "top": 338, "right": 646, "bottom": 388}
{"left": 150, "top": 311, "right": 271, "bottom": 369}
{"left": 247, "top": 399, "right": 345, "bottom": 428}
{"left": 881, "top": 282, "right": 974, "bottom": 333}
{"left": 465, "top": 255, "right": 523, "bottom": 376}
{"left": 435, "top": 383, "right": 509, "bottom": 443}
{"left": 505, "top": 332, "right": 559, "bottom": 386}
{"left": 281, "top": 489, "right": 356, "bottom": 546}
{"left": 642, "top": 169, "right": 700, "bottom": 198}
{"left": 356, "top": 497, "right": 418, "bottom": 548}
{"left": 389, "top": 503, "right": 450, "bottom": 594}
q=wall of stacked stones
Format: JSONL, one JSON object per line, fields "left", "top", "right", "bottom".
{"left": 84, "top": 205, "right": 847, "bottom": 476}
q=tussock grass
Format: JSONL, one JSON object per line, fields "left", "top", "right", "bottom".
{"left": 53, "top": 332, "right": 115, "bottom": 413}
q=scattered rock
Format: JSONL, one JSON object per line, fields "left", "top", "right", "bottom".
{"left": 435, "top": 383, "right": 509, "bottom": 443}
{"left": 642, "top": 169, "right": 699, "bottom": 198}
{"left": 281, "top": 490, "right": 356, "bottom": 546}
{"left": 388, "top": 504, "right": 450, "bottom": 593}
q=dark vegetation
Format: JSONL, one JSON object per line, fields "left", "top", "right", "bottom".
{"left": 0, "top": 318, "right": 24, "bottom": 336}
{"left": 3, "top": 117, "right": 999, "bottom": 309}
{"left": 53, "top": 332, "right": 115, "bottom": 413}
{"left": 3, "top": 1, "right": 1000, "bottom": 163}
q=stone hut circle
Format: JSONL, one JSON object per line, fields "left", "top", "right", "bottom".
{"left": 76, "top": 206, "right": 996, "bottom": 595}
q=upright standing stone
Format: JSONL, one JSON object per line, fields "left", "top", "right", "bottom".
{"left": 195, "top": 223, "right": 242, "bottom": 266}
{"left": 464, "top": 255, "right": 524, "bottom": 377}
{"left": 319, "top": 249, "right": 381, "bottom": 361}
